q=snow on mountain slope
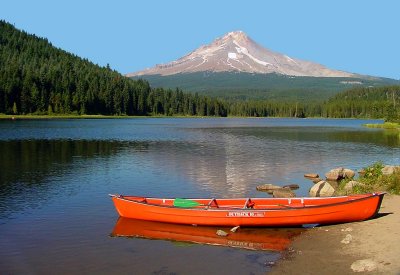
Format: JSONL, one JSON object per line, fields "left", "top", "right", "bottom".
{"left": 127, "top": 31, "right": 354, "bottom": 78}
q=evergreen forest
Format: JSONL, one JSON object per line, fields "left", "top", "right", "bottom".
{"left": 0, "top": 20, "right": 399, "bottom": 122}
{"left": 135, "top": 71, "right": 399, "bottom": 101}
{"left": 0, "top": 21, "right": 227, "bottom": 117}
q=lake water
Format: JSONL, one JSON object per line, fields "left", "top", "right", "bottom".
{"left": 0, "top": 118, "right": 399, "bottom": 274}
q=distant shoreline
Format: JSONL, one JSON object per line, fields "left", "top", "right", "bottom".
{"left": 0, "top": 114, "right": 387, "bottom": 121}
{"left": 0, "top": 114, "right": 193, "bottom": 120}
{"left": 0, "top": 114, "right": 139, "bottom": 120}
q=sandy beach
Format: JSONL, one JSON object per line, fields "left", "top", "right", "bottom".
{"left": 270, "top": 194, "right": 400, "bottom": 274}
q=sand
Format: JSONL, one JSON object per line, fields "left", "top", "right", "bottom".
{"left": 270, "top": 194, "right": 400, "bottom": 275}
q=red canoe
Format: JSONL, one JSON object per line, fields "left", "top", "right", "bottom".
{"left": 109, "top": 193, "right": 385, "bottom": 227}
{"left": 111, "top": 218, "right": 302, "bottom": 251}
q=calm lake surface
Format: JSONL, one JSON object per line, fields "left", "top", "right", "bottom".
{"left": 0, "top": 118, "right": 399, "bottom": 274}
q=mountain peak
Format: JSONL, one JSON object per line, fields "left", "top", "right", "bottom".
{"left": 128, "top": 31, "right": 354, "bottom": 78}
{"left": 224, "top": 30, "right": 248, "bottom": 41}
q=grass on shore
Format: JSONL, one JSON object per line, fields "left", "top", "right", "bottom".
{"left": 363, "top": 122, "right": 400, "bottom": 129}
{"left": 338, "top": 162, "right": 400, "bottom": 195}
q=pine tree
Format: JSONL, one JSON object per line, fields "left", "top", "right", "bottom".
{"left": 12, "top": 101, "right": 17, "bottom": 114}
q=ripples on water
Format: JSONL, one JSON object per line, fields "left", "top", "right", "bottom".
{"left": 0, "top": 118, "right": 399, "bottom": 274}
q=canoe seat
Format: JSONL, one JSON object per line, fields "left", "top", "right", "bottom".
{"left": 206, "top": 198, "right": 219, "bottom": 209}
{"left": 243, "top": 198, "right": 255, "bottom": 209}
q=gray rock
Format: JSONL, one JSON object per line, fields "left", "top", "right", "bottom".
{"left": 350, "top": 259, "right": 377, "bottom": 272}
{"left": 343, "top": 168, "right": 355, "bottom": 178}
{"left": 344, "top": 180, "right": 364, "bottom": 191}
{"left": 309, "top": 181, "right": 335, "bottom": 197}
{"left": 381, "top": 165, "right": 400, "bottom": 175}
{"left": 325, "top": 167, "right": 345, "bottom": 181}
{"left": 216, "top": 230, "right": 228, "bottom": 237}
{"left": 325, "top": 167, "right": 355, "bottom": 180}
{"left": 230, "top": 226, "right": 240, "bottom": 232}
{"left": 304, "top": 173, "right": 319, "bottom": 178}
{"left": 326, "top": 180, "right": 339, "bottom": 189}
{"left": 256, "top": 184, "right": 282, "bottom": 194}
{"left": 312, "top": 177, "right": 323, "bottom": 184}
{"left": 341, "top": 234, "right": 352, "bottom": 244}
{"left": 272, "top": 188, "right": 296, "bottom": 198}
{"left": 282, "top": 184, "right": 300, "bottom": 190}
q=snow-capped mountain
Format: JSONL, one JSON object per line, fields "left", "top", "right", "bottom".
{"left": 127, "top": 31, "right": 354, "bottom": 77}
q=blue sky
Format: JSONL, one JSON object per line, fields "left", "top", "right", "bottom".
{"left": 1, "top": 0, "right": 399, "bottom": 79}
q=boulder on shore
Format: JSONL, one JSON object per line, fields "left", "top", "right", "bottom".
{"left": 304, "top": 173, "right": 319, "bottom": 179}
{"left": 343, "top": 168, "right": 356, "bottom": 179}
{"left": 325, "top": 167, "right": 355, "bottom": 181}
{"left": 309, "top": 180, "right": 335, "bottom": 197}
{"left": 272, "top": 188, "right": 296, "bottom": 198}
{"left": 381, "top": 165, "right": 400, "bottom": 175}
{"left": 325, "top": 168, "right": 344, "bottom": 181}
{"left": 282, "top": 184, "right": 300, "bottom": 190}
{"left": 351, "top": 259, "right": 378, "bottom": 272}
{"left": 312, "top": 178, "right": 323, "bottom": 184}
{"left": 344, "top": 180, "right": 365, "bottom": 192}
{"left": 256, "top": 184, "right": 282, "bottom": 194}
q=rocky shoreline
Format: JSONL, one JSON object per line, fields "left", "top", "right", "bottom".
{"left": 257, "top": 164, "right": 400, "bottom": 198}
{"left": 256, "top": 164, "right": 400, "bottom": 274}
{"left": 269, "top": 195, "right": 400, "bottom": 274}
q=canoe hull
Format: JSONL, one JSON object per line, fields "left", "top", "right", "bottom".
{"left": 110, "top": 193, "right": 384, "bottom": 227}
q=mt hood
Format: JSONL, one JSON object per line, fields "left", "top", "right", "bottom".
{"left": 128, "top": 31, "right": 354, "bottom": 78}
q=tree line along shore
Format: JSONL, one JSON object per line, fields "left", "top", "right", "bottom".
{"left": 1, "top": 20, "right": 399, "bottom": 122}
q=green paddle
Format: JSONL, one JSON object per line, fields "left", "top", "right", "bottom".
{"left": 173, "top": 198, "right": 202, "bottom": 208}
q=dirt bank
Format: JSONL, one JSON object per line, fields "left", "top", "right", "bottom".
{"left": 270, "top": 195, "right": 400, "bottom": 274}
